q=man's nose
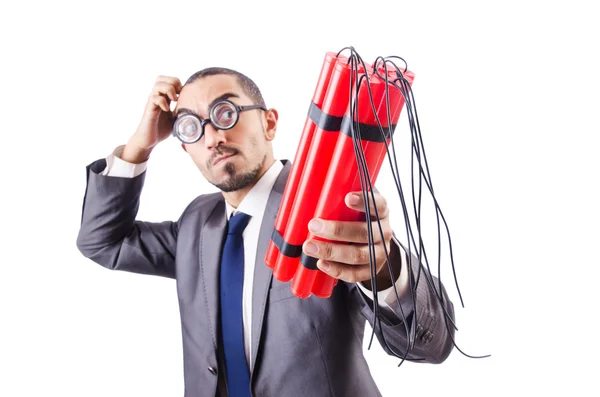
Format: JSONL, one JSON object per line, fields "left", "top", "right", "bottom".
{"left": 203, "top": 123, "right": 226, "bottom": 149}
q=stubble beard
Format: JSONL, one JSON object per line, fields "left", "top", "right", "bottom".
{"left": 213, "top": 153, "right": 266, "bottom": 192}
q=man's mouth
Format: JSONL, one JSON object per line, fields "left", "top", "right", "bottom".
{"left": 213, "top": 153, "right": 235, "bottom": 166}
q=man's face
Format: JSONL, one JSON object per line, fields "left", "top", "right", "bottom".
{"left": 174, "top": 74, "right": 273, "bottom": 192}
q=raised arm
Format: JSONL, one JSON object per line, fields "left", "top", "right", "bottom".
{"left": 76, "top": 76, "right": 185, "bottom": 278}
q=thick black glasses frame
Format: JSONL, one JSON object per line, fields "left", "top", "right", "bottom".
{"left": 173, "top": 99, "right": 266, "bottom": 144}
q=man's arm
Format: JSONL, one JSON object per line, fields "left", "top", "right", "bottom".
{"left": 76, "top": 75, "right": 184, "bottom": 277}
{"left": 353, "top": 233, "right": 456, "bottom": 364}
{"left": 76, "top": 147, "right": 181, "bottom": 279}
{"left": 303, "top": 191, "right": 456, "bottom": 363}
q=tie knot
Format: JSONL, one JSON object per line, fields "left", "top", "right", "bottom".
{"left": 228, "top": 212, "right": 251, "bottom": 235}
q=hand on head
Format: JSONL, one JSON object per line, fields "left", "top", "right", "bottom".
{"left": 122, "top": 75, "right": 182, "bottom": 164}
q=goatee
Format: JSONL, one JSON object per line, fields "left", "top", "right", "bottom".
{"left": 214, "top": 154, "right": 266, "bottom": 192}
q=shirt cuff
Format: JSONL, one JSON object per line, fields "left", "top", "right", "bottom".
{"left": 100, "top": 145, "right": 148, "bottom": 178}
{"left": 356, "top": 279, "right": 395, "bottom": 309}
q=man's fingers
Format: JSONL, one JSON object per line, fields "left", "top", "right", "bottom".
{"left": 155, "top": 75, "right": 183, "bottom": 92}
{"left": 152, "top": 82, "right": 179, "bottom": 102}
{"left": 151, "top": 95, "right": 170, "bottom": 112}
{"left": 316, "top": 260, "right": 372, "bottom": 284}
{"left": 303, "top": 240, "right": 389, "bottom": 265}
{"left": 308, "top": 218, "right": 392, "bottom": 244}
{"left": 345, "top": 191, "right": 389, "bottom": 218}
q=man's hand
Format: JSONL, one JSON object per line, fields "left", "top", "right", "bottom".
{"left": 302, "top": 191, "right": 402, "bottom": 291}
{"left": 122, "top": 75, "right": 183, "bottom": 164}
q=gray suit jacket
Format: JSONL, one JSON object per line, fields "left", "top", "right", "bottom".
{"left": 76, "top": 158, "right": 455, "bottom": 397}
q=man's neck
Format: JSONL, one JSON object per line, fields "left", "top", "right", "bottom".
{"left": 221, "top": 157, "right": 276, "bottom": 208}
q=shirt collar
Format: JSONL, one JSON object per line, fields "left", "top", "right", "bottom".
{"left": 225, "top": 160, "right": 284, "bottom": 220}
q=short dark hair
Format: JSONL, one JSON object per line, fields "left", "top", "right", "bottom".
{"left": 185, "top": 67, "right": 266, "bottom": 108}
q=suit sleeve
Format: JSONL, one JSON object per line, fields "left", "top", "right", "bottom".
{"left": 76, "top": 157, "right": 180, "bottom": 279}
{"left": 351, "top": 232, "right": 456, "bottom": 364}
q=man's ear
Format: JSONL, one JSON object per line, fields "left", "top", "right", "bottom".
{"left": 264, "top": 108, "right": 278, "bottom": 141}
{"left": 181, "top": 143, "right": 187, "bottom": 152}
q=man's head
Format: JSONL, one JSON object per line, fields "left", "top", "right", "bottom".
{"left": 175, "top": 67, "right": 278, "bottom": 193}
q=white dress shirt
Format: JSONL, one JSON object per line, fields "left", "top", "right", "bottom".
{"left": 101, "top": 146, "right": 408, "bottom": 369}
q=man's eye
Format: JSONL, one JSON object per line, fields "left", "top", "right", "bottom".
{"left": 215, "top": 109, "right": 234, "bottom": 124}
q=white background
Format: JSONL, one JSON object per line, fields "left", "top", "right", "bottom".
{"left": 1, "top": 0, "right": 598, "bottom": 396}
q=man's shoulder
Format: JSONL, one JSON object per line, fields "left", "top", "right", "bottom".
{"left": 179, "top": 191, "right": 223, "bottom": 221}
{"left": 188, "top": 191, "right": 223, "bottom": 209}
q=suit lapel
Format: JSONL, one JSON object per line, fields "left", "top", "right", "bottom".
{"left": 200, "top": 197, "right": 227, "bottom": 350}
{"left": 250, "top": 160, "right": 291, "bottom": 372}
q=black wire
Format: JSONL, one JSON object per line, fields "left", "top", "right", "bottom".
{"left": 401, "top": 74, "right": 465, "bottom": 308}
{"left": 352, "top": 50, "right": 426, "bottom": 364}
{"left": 344, "top": 51, "right": 382, "bottom": 351}
{"left": 335, "top": 46, "right": 490, "bottom": 362}
{"left": 340, "top": 48, "right": 417, "bottom": 364}
{"left": 359, "top": 71, "right": 416, "bottom": 366}
{"left": 371, "top": 59, "right": 458, "bottom": 330}
{"left": 391, "top": 71, "right": 465, "bottom": 311}
{"left": 385, "top": 70, "right": 464, "bottom": 338}
{"left": 384, "top": 55, "right": 408, "bottom": 73}
{"left": 345, "top": 49, "right": 391, "bottom": 351}
{"left": 376, "top": 64, "right": 460, "bottom": 330}
{"left": 336, "top": 46, "right": 355, "bottom": 58}
{"left": 387, "top": 59, "right": 489, "bottom": 358}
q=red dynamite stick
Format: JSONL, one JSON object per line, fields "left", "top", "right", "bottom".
{"left": 272, "top": 57, "right": 362, "bottom": 287}
{"left": 292, "top": 67, "right": 391, "bottom": 298}
{"left": 299, "top": 67, "right": 415, "bottom": 299}
{"left": 274, "top": 58, "right": 364, "bottom": 294}
{"left": 265, "top": 52, "right": 339, "bottom": 274}
{"left": 289, "top": 61, "right": 377, "bottom": 299}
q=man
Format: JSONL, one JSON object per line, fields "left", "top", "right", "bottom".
{"left": 76, "top": 67, "right": 455, "bottom": 397}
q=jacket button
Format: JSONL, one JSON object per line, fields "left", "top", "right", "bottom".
{"left": 427, "top": 333, "right": 434, "bottom": 344}
{"left": 208, "top": 367, "right": 217, "bottom": 375}
{"left": 421, "top": 331, "right": 433, "bottom": 345}
{"left": 416, "top": 324, "right": 424, "bottom": 337}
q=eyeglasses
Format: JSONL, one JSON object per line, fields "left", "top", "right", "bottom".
{"left": 172, "top": 99, "right": 266, "bottom": 144}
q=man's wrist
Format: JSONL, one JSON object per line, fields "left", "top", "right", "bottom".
{"left": 361, "top": 240, "right": 402, "bottom": 292}
{"left": 121, "top": 141, "right": 152, "bottom": 164}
